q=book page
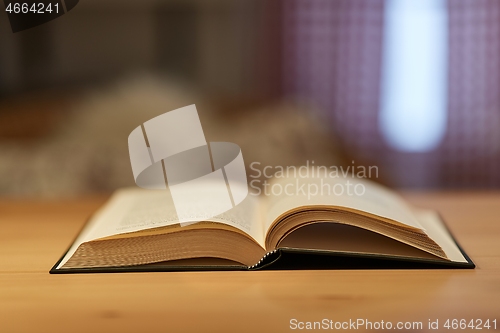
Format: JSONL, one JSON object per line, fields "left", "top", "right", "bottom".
{"left": 413, "top": 209, "right": 467, "bottom": 263}
{"left": 278, "top": 223, "right": 439, "bottom": 259}
{"left": 264, "top": 175, "right": 424, "bottom": 234}
{"left": 56, "top": 188, "right": 264, "bottom": 269}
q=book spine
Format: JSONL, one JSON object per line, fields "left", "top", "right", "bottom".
{"left": 248, "top": 249, "right": 280, "bottom": 270}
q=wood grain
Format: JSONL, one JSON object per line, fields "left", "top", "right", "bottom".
{"left": 0, "top": 192, "right": 499, "bottom": 333}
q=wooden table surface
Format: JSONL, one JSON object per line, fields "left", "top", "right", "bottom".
{"left": 1, "top": 192, "right": 499, "bottom": 333}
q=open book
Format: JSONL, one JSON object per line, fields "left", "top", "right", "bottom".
{"left": 51, "top": 176, "right": 474, "bottom": 273}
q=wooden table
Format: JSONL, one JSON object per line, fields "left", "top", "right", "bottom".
{"left": 1, "top": 192, "right": 499, "bottom": 333}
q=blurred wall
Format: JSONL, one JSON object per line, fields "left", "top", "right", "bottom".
{"left": 0, "top": 0, "right": 281, "bottom": 100}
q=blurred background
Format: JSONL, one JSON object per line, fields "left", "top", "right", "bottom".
{"left": 1, "top": 0, "right": 499, "bottom": 198}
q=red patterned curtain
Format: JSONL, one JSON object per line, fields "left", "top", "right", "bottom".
{"left": 281, "top": 0, "right": 500, "bottom": 188}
